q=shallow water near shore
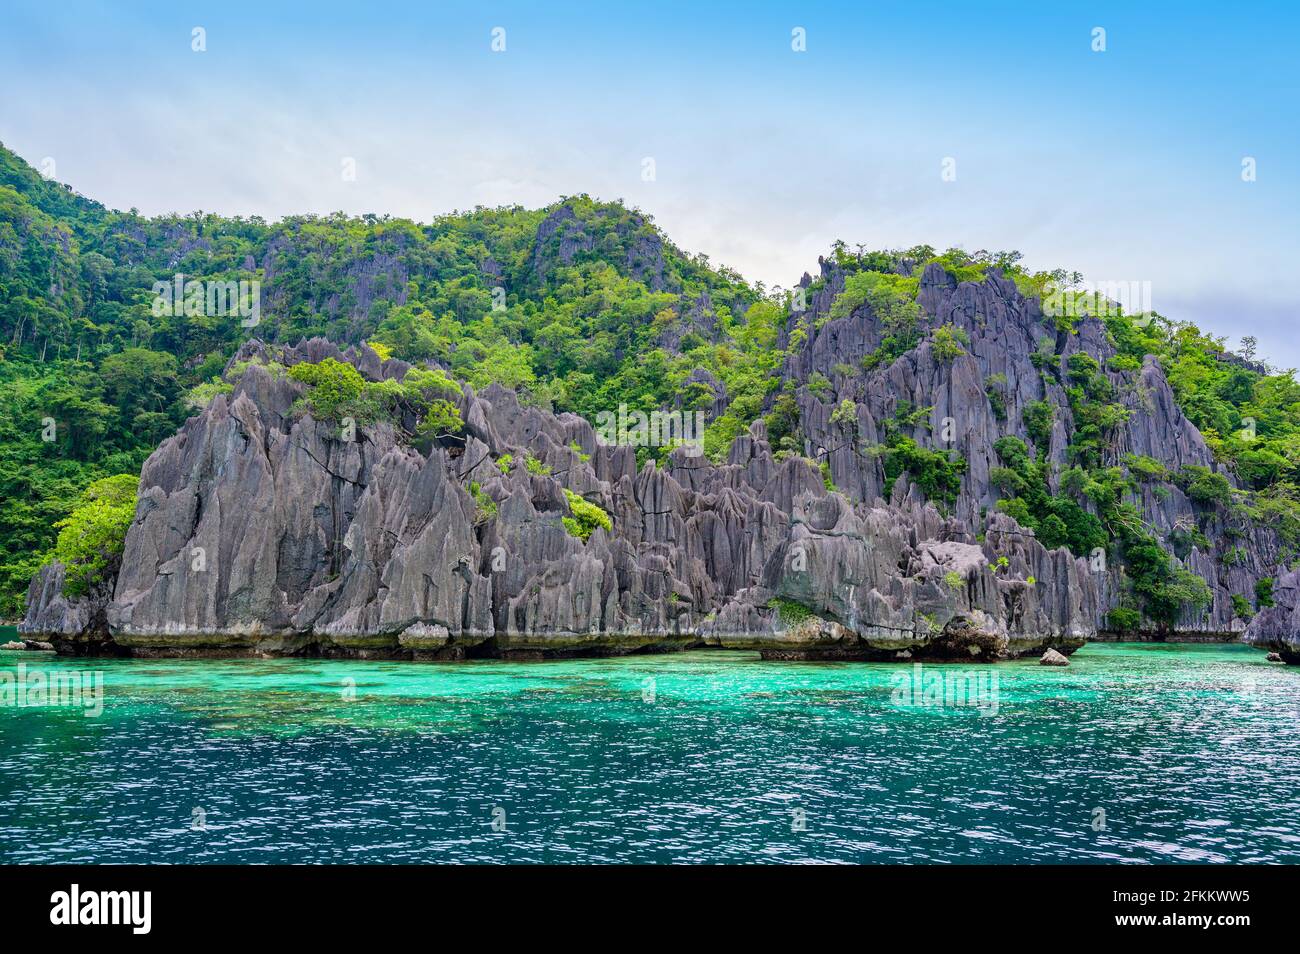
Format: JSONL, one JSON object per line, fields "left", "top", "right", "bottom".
{"left": 1, "top": 637, "right": 1297, "bottom": 864}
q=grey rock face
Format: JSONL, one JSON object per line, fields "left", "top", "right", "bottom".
{"left": 659, "top": 290, "right": 719, "bottom": 353}
{"left": 531, "top": 203, "right": 670, "bottom": 293}
{"left": 20, "top": 561, "right": 116, "bottom": 651}
{"left": 1243, "top": 568, "right": 1300, "bottom": 663}
{"left": 24, "top": 261, "right": 1278, "bottom": 657}
{"left": 779, "top": 258, "right": 1279, "bottom": 636}
{"left": 23, "top": 337, "right": 1101, "bottom": 660}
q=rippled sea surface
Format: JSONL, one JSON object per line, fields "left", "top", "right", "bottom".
{"left": 1, "top": 638, "right": 1297, "bottom": 864}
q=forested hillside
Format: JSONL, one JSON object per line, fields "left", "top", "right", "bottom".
{"left": 4, "top": 141, "right": 1300, "bottom": 629}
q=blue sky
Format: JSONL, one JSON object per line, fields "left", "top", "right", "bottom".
{"left": 2, "top": 1, "right": 1297, "bottom": 364}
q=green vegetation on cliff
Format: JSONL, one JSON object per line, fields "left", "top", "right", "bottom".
{"left": 561, "top": 488, "right": 612, "bottom": 542}
{"left": 0, "top": 144, "right": 776, "bottom": 614}
{"left": 2, "top": 141, "right": 1298, "bottom": 630}
{"left": 48, "top": 474, "right": 138, "bottom": 597}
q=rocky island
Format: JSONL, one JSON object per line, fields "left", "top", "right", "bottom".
{"left": 23, "top": 331, "right": 1101, "bottom": 661}
{"left": 3, "top": 145, "right": 1294, "bottom": 661}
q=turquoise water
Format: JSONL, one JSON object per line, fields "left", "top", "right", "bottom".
{"left": 1, "top": 639, "right": 1297, "bottom": 864}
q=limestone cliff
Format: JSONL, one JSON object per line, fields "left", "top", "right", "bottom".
{"left": 23, "top": 262, "right": 1284, "bottom": 659}
{"left": 781, "top": 259, "right": 1282, "bottom": 637}
{"left": 23, "top": 336, "right": 1097, "bottom": 660}
{"left": 1243, "top": 568, "right": 1300, "bottom": 662}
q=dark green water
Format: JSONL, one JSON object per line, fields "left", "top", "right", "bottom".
{"left": 1, "top": 636, "right": 1297, "bottom": 864}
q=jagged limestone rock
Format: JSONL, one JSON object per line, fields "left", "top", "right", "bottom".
{"left": 784, "top": 257, "right": 1278, "bottom": 635}
{"left": 23, "top": 338, "right": 1100, "bottom": 660}
{"left": 26, "top": 251, "right": 1280, "bottom": 659}
{"left": 1244, "top": 568, "right": 1300, "bottom": 664}
{"left": 20, "top": 561, "right": 116, "bottom": 651}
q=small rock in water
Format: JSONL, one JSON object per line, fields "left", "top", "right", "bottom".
{"left": 1, "top": 640, "right": 25, "bottom": 651}
{"left": 1268, "top": 652, "right": 1283, "bottom": 663}
{"left": 24, "top": 640, "right": 54, "bottom": 651}
{"left": 1040, "top": 648, "right": 1070, "bottom": 667}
